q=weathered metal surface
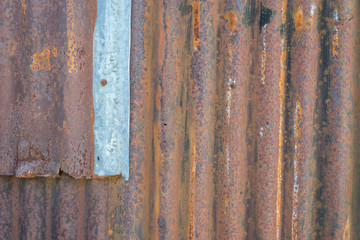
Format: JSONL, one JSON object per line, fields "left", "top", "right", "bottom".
{"left": 93, "top": 0, "right": 131, "bottom": 179}
{"left": 0, "top": 0, "right": 96, "bottom": 178}
{"left": 1, "top": 0, "right": 360, "bottom": 239}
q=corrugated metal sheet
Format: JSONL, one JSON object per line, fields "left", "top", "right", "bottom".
{"left": 1, "top": 0, "right": 359, "bottom": 239}
{"left": 0, "top": 0, "right": 96, "bottom": 178}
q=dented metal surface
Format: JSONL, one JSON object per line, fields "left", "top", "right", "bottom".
{"left": 0, "top": 0, "right": 360, "bottom": 239}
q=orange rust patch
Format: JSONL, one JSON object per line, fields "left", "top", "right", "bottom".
{"left": 225, "top": 11, "right": 238, "bottom": 31}
{"left": 189, "top": 122, "right": 196, "bottom": 239}
{"left": 276, "top": 11, "right": 287, "bottom": 236}
{"left": 333, "top": 30, "right": 339, "bottom": 58}
{"left": 52, "top": 48, "right": 58, "bottom": 57}
{"left": 343, "top": 219, "right": 350, "bottom": 240}
{"left": 66, "top": 0, "right": 78, "bottom": 73}
{"left": 192, "top": 2, "right": 200, "bottom": 50}
{"left": 22, "top": 0, "right": 26, "bottom": 14}
{"left": 63, "top": 120, "right": 70, "bottom": 134}
{"left": 293, "top": 8, "right": 303, "bottom": 31}
{"left": 30, "top": 49, "right": 51, "bottom": 71}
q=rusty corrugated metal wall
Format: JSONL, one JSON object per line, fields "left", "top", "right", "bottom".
{"left": 1, "top": 0, "right": 360, "bottom": 239}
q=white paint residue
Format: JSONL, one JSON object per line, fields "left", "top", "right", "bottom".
{"left": 226, "top": 78, "right": 232, "bottom": 121}
{"left": 310, "top": 4, "right": 316, "bottom": 16}
{"left": 291, "top": 102, "right": 301, "bottom": 239}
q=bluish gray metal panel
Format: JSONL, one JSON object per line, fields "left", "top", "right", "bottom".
{"left": 93, "top": 0, "right": 131, "bottom": 179}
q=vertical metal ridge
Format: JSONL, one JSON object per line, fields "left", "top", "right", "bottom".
{"left": 152, "top": 0, "right": 189, "bottom": 239}
{"left": 214, "top": 0, "right": 251, "bottom": 239}
{"left": 289, "top": 0, "right": 320, "bottom": 238}
{"left": 0, "top": 1, "right": 17, "bottom": 174}
{"left": 276, "top": 0, "right": 288, "bottom": 238}
{"left": 124, "top": 0, "right": 154, "bottom": 238}
{"left": 251, "top": 0, "right": 282, "bottom": 238}
{"left": 188, "top": 1, "right": 218, "bottom": 238}
{"left": 0, "top": 178, "right": 13, "bottom": 239}
{"left": 318, "top": 0, "right": 355, "bottom": 238}
{"left": 351, "top": 1, "right": 360, "bottom": 238}
{"left": 61, "top": 0, "right": 95, "bottom": 178}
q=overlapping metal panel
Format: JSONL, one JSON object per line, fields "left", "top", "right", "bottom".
{"left": 0, "top": 0, "right": 96, "bottom": 178}
{"left": 1, "top": 0, "right": 360, "bottom": 239}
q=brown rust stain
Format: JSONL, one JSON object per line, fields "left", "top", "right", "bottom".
{"left": 333, "top": 29, "right": 339, "bottom": 58}
{"left": 343, "top": 218, "right": 350, "bottom": 240}
{"left": 188, "top": 122, "right": 196, "bottom": 240}
{"left": 224, "top": 11, "right": 238, "bottom": 31}
{"left": 63, "top": 120, "right": 70, "bottom": 134}
{"left": 66, "top": 0, "right": 78, "bottom": 73}
{"left": 294, "top": 7, "right": 304, "bottom": 31}
{"left": 192, "top": 2, "right": 200, "bottom": 50}
{"left": 30, "top": 49, "right": 52, "bottom": 71}
{"left": 100, "top": 79, "right": 107, "bottom": 86}
{"left": 52, "top": 48, "right": 58, "bottom": 57}
{"left": 10, "top": 41, "right": 20, "bottom": 56}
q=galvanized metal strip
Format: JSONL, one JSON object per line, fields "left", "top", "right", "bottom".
{"left": 93, "top": 0, "right": 131, "bottom": 179}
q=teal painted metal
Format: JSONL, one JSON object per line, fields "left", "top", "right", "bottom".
{"left": 93, "top": 0, "right": 131, "bottom": 179}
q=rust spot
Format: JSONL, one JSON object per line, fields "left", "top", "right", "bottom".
{"left": 225, "top": 11, "right": 238, "bottom": 31}
{"left": 108, "top": 229, "right": 113, "bottom": 235}
{"left": 295, "top": 101, "right": 302, "bottom": 138}
{"left": 293, "top": 7, "right": 303, "bottom": 31}
{"left": 101, "top": 79, "right": 107, "bottom": 86}
{"left": 343, "top": 219, "right": 350, "bottom": 240}
{"left": 52, "top": 48, "right": 58, "bottom": 57}
{"left": 63, "top": 120, "right": 70, "bottom": 134}
{"left": 333, "top": 29, "right": 339, "bottom": 58}
{"left": 30, "top": 49, "right": 51, "bottom": 71}
{"left": 192, "top": 2, "right": 200, "bottom": 50}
